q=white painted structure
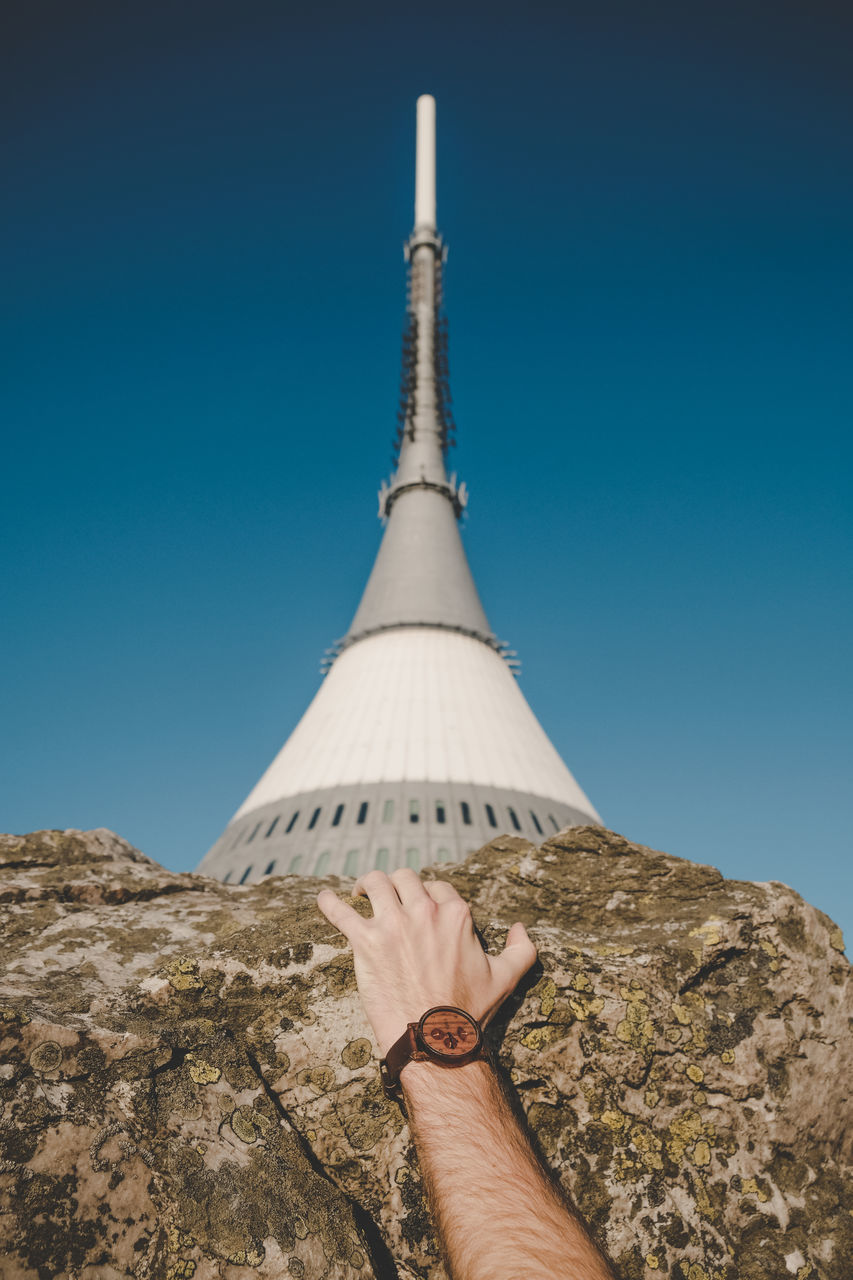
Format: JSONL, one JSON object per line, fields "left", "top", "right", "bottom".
{"left": 197, "top": 96, "right": 600, "bottom": 885}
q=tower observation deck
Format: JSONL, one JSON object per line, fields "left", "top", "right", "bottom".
{"left": 197, "top": 96, "right": 600, "bottom": 885}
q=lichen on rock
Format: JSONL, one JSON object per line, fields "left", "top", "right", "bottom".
{"left": 0, "top": 824, "right": 850, "bottom": 1278}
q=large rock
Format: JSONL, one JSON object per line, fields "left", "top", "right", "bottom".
{"left": 0, "top": 826, "right": 850, "bottom": 1280}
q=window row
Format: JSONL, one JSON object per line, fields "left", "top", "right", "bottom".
{"left": 228, "top": 800, "right": 560, "bottom": 850}
{"left": 223, "top": 844, "right": 459, "bottom": 884}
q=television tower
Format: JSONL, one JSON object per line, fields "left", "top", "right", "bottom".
{"left": 197, "top": 95, "right": 600, "bottom": 884}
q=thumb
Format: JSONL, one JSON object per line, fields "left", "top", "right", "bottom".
{"left": 490, "top": 921, "right": 538, "bottom": 995}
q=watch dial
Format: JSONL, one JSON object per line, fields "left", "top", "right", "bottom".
{"left": 420, "top": 1007, "right": 480, "bottom": 1059}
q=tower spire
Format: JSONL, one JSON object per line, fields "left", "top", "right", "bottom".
{"left": 344, "top": 95, "right": 490, "bottom": 648}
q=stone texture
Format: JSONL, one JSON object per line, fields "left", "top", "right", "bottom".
{"left": 0, "top": 825, "right": 850, "bottom": 1280}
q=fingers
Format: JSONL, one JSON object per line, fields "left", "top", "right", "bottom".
{"left": 353, "top": 870, "right": 403, "bottom": 914}
{"left": 390, "top": 867, "right": 432, "bottom": 906}
{"left": 316, "top": 889, "right": 366, "bottom": 943}
{"left": 422, "top": 878, "right": 463, "bottom": 905}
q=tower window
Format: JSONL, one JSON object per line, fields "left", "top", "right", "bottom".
{"left": 460, "top": 801, "right": 472, "bottom": 826}
{"left": 529, "top": 810, "right": 543, "bottom": 835}
{"left": 357, "top": 801, "right": 369, "bottom": 825}
{"left": 435, "top": 800, "right": 446, "bottom": 824}
{"left": 382, "top": 799, "right": 394, "bottom": 823}
{"left": 314, "top": 851, "right": 331, "bottom": 876}
{"left": 507, "top": 806, "right": 521, "bottom": 832}
{"left": 286, "top": 810, "right": 300, "bottom": 834}
{"left": 223, "top": 869, "right": 232, "bottom": 884}
{"left": 332, "top": 804, "right": 345, "bottom": 827}
{"left": 549, "top": 814, "right": 559, "bottom": 831}
{"left": 246, "top": 823, "right": 262, "bottom": 844}
{"left": 238, "top": 865, "right": 253, "bottom": 884}
{"left": 409, "top": 799, "right": 420, "bottom": 823}
{"left": 229, "top": 828, "right": 244, "bottom": 850}
{"left": 265, "top": 816, "right": 280, "bottom": 838}
{"left": 308, "top": 807, "right": 321, "bottom": 830}
{"left": 288, "top": 854, "right": 303, "bottom": 873}
{"left": 485, "top": 803, "right": 497, "bottom": 828}
{"left": 344, "top": 849, "right": 360, "bottom": 876}
{"left": 263, "top": 860, "right": 276, "bottom": 877}
{"left": 375, "top": 847, "right": 389, "bottom": 871}
{"left": 406, "top": 848, "right": 420, "bottom": 870}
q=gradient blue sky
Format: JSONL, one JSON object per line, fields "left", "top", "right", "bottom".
{"left": 3, "top": 2, "right": 851, "bottom": 943}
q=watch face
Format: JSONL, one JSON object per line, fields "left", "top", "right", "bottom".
{"left": 418, "top": 1007, "right": 482, "bottom": 1061}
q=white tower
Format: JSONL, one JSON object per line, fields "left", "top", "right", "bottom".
{"left": 197, "top": 96, "right": 600, "bottom": 885}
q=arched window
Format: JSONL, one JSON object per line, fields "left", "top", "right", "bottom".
{"left": 529, "top": 811, "right": 543, "bottom": 835}
{"left": 314, "top": 850, "right": 331, "bottom": 876}
{"left": 382, "top": 800, "right": 394, "bottom": 823}
{"left": 288, "top": 854, "right": 303, "bottom": 873}
{"left": 357, "top": 802, "right": 368, "bottom": 825}
{"left": 406, "top": 848, "right": 420, "bottom": 870}
{"left": 265, "top": 816, "right": 280, "bottom": 838}
{"left": 549, "top": 814, "right": 559, "bottom": 831}
{"left": 308, "top": 807, "right": 321, "bottom": 830}
{"left": 409, "top": 799, "right": 420, "bottom": 824}
{"left": 238, "top": 866, "right": 253, "bottom": 884}
{"left": 286, "top": 810, "right": 300, "bottom": 833}
{"left": 343, "top": 849, "right": 360, "bottom": 876}
{"left": 263, "top": 860, "right": 276, "bottom": 877}
{"left": 460, "top": 801, "right": 472, "bottom": 826}
{"left": 507, "top": 806, "right": 521, "bottom": 832}
{"left": 375, "top": 848, "right": 389, "bottom": 871}
{"left": 484, "top": 803, "right": 497, "bottom": 828}
{"left": 435, "top": 800, "right": 446, "bottom": 824}
{"left": 223, "top": 869, "right": 232, "bottom": 884}
{"left": 246, "top": 823, "right": 262, "bottom": 844}
{"left": 332, "top": 804, "right": 345, "bottom": 827}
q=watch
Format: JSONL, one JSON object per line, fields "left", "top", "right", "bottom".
{"left": 380, "top": 1005, "right": 485, "bottom": 1099}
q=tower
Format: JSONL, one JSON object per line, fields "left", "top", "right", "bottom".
{"left": 197, "top": 95, "right": 600, "bottom": 885}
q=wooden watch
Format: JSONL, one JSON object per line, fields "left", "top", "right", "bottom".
{"left": 380, "top": 1006, "right": 485, "bottom": 1099}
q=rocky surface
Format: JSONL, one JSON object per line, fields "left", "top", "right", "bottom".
{"left": 0, "top": 825, "right": 850, "bottom": 1280}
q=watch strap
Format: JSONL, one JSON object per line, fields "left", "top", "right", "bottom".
{"left": 380, "top": 1023, "right": 428, "bottom": 1098}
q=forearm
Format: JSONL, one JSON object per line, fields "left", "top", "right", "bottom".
{"left": 402, "top": 1059, "right": 615, "bottom": 1280}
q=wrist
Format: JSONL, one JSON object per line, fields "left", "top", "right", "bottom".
{"left": 400, "top": 1053, "right": 495, "bottom": 1102}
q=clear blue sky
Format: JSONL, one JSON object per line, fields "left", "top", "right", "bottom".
{"left": 3, "top": 2, "right": 851, "bottom": 944}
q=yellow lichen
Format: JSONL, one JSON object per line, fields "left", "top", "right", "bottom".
{"left": 644, "top": 1087, "right": 660, "bottom": 1109}
{"left": 693, "top": 1091, "right": 707, "bottom": 1106}
{"left": 666, "top": 1109, "right": 705, "bottom": 1163}
{"left": 631, "top": 1124, "right": 664, "bottom": 1171}
{"left": 686, "top": 1064, "right": 704, "bottom": 1084}
{"left": 537, "top": 977, "right": 557, "bottom": 1017}
{"left": 672, "top": 1003, "right": 693, "bottom": 1025}
{"left": 165, "top": 957, "right": 204, "bottom": 991}
{"left": 645, "top": 1255, "right": 661, "bottom": 1270}
{"left": 687, "top": 1266, "right": 709, "bottom": 1280}
{"left": 689, "top": 921, "right": 724, "bottom": 947}
{"left": 739, "top": 1177, "right": 769, "bottom": 1202}
{"left": 570, "top": 972, "right": 593, "bottom": 992}
{"left": 601, "top": 1109, "right": 629, "bottom": 1135}
{"left": 166, "top": 1263, "right": 196, "bottom": 1280}
{"left": 186, "top": 1055, "right": 221, "bottom": 1085}
{"left": 665, "top": 1027, "right": 682, "bottom": 1043}
{"left": 720, "top": 1049, "right": 735, "bottom": 1064}
{"left": 568, "top": 993, "right": 605, "bottom": 1022}
{"left": 759, "top": 939, "right": 778, "bottom": 957}
{"left": 693, "top": 1139, "right": 711, "bottom": 1167}
{"left": 521, "top": 1025, "right": 563, "bottom": 1050}
{"left": 829, "top": 926, "right": 845, "bottom": 953}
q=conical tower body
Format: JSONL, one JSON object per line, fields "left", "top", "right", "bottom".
{"left": 197, "top": 96, "right": 600, "bottom": 885}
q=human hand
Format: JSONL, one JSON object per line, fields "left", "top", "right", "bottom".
{"left": 317, "top": 868, "right": 537, "bottom": 1056}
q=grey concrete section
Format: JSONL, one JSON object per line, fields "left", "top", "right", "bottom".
{"left": 197, "top": 780, "right": 599, "bottom": 885}
{"left": 345, "top": 486, "right": 493, "bottom": 643}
